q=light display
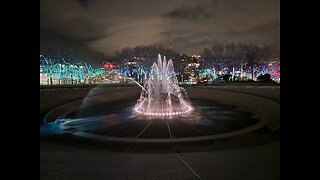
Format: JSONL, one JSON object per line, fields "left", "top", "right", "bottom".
{"left": 40, "top": 54, "right": 280, "bottom": 85}
{"left": 40, "top": 56, "right": 106, "bottom": 85}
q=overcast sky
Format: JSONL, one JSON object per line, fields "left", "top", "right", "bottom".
{"left": 40, "top": 0, "right": 279, "bottom": 56}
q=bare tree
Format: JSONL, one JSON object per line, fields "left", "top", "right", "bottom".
{"left": 245, "top": 43, "right": 260, "bottom": 80}
{"left": 210, "top": 42, "right": 225, "bottom": 70}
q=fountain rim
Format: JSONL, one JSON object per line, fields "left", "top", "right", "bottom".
{"left": 133, "top": 105, "right": 192, "bottom": 116}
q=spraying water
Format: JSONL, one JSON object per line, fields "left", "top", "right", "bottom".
{"left": 134, "top": 54, "right": 192, "bottom": 117}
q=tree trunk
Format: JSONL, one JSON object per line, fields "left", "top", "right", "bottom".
{"left": 251, "top": 64, "right": 254, "bottom": 80}
{"left": 240, "top": 65, "right": 243, "bottom": 80}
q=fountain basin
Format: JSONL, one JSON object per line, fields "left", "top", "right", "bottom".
{"left": 41, "top": 87, "right": 279, "bottom": 144}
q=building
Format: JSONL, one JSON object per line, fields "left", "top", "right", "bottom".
{"left": 180, "top": 55, "right": 202, "bottom": 84}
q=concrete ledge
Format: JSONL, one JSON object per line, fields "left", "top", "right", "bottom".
{"left": 43, "top": 88, "right": 141, "bottom": 123}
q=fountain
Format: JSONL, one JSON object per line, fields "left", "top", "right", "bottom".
{"left": 134, "top": 54, "right": 192, "bottom": 117}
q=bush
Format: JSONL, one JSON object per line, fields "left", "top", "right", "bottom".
{"left": 257, "top": 74, "right": 272, "bottom": 82}
{"left": 222, "top": 74, "right": 231, "bottom": 81}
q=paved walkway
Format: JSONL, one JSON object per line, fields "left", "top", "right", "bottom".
{"left": 40, "top": 140, "right": 279, "bottom": 180}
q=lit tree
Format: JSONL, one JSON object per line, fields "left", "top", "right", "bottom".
{"left": 42, "top": 57, "right": 55, "bottom": 85}
{"left": 55, "top": 63, "right": 62, "bottom": 84}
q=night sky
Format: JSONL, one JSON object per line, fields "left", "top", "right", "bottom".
{"left": 40, "top": 0, "right": 279, "bottom": 57}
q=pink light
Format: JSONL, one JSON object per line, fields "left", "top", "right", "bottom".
{"left": 134, "top": 105, "right": 192, "bottom": 116}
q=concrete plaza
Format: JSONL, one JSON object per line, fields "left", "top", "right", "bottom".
{"left": 40, "top": 86, "right": 280, "bottom": 180}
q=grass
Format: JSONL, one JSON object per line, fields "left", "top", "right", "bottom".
{"left": 40, "top": 83, "right": 136, "bottom": 89}
{"left": 219, "top": 81, "right": 280, "bottom": 86}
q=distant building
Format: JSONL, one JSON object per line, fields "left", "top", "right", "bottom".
{"left": 179, "top": 55, "right": 202, "bottom": 84}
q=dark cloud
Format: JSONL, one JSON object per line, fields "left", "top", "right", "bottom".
{"left": 224, "top": 20, "right": 280, "bottom": 36}
{"left": 40, "top": 0, "right": 279, "bottom": 56}
{"left": 221, "top": 20, "right": 280, "bottom": 46}
{"left": 163, "top": 6, "right": 210, "bottom": 20}
{"left": 78, "top": 0, "right": 88, "bottom": 9}
{"left": 247, "top": 21, "right": 280, "bottom": 34}
{"left": 160, "top": 31, "right": 172, "bottom": 37}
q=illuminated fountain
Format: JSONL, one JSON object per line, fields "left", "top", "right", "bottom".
{"left": 40, "top": 55, "right": 275, "bottom": 152}
{"left": 134, "top": 54, "right": 192, "bottom": 117}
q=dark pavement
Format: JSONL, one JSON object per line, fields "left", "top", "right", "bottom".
{"left": 40, "top": 86, "right": 280, "bottom": 180}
